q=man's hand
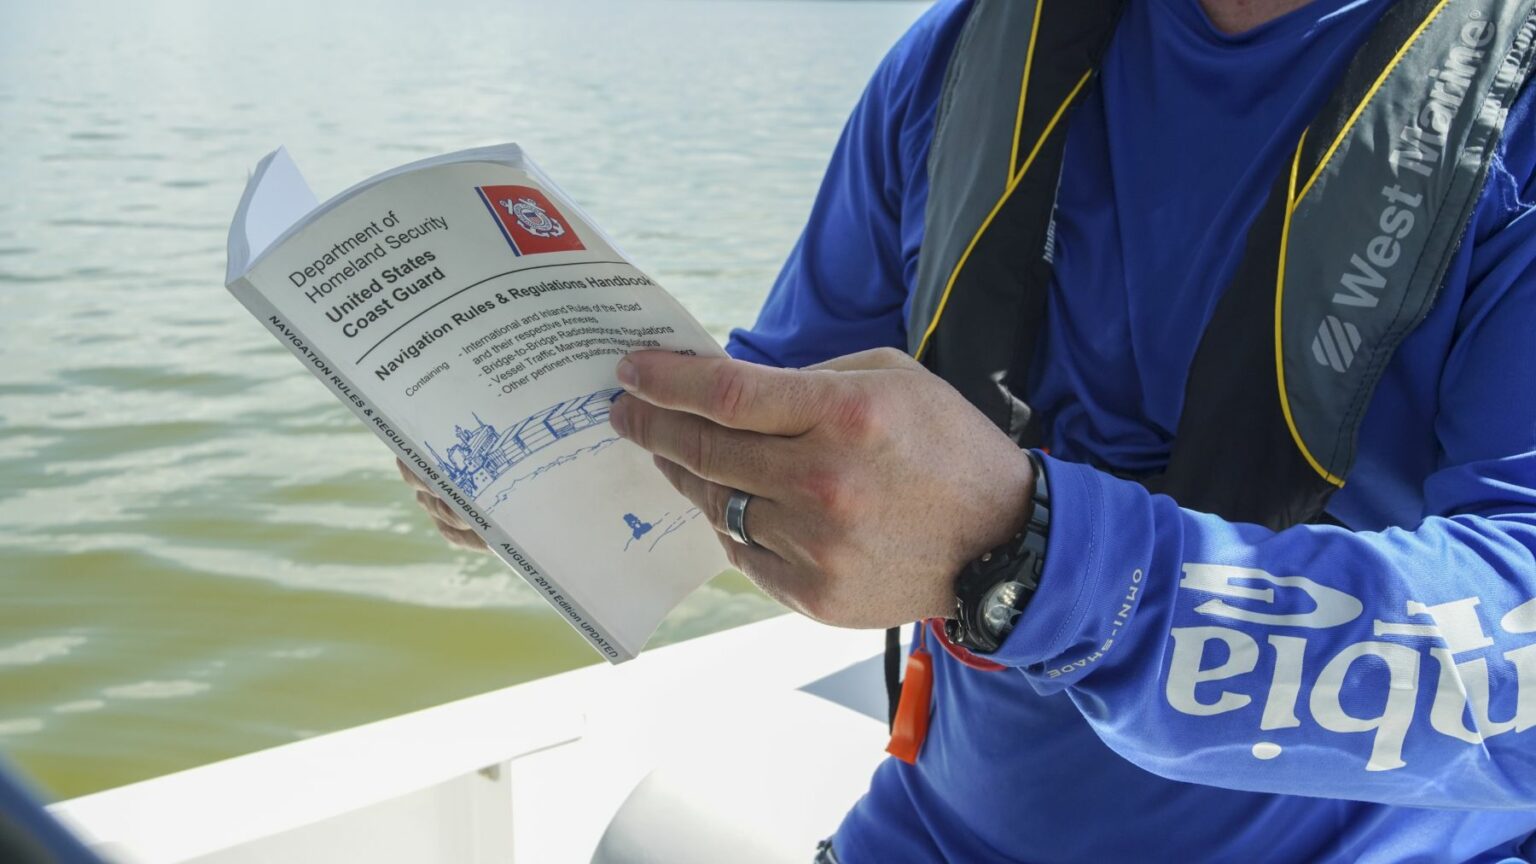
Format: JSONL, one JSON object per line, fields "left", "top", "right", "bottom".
{"left": 608, "top": 347, "right": 1035, "bottom": 629}
{"left": 396, "top": 458, "right": 488, "bottom": 552}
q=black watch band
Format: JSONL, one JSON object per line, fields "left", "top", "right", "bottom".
{"left": 946, "top": 450, "right": 1051, "bottom": 654}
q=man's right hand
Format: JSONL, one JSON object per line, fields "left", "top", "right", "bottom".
{"left": 396, "top": 458, "right": 488, "bottom": 552}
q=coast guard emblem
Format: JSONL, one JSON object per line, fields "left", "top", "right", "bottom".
{"left": 508, "top": 197, "right": 565, "bottom": 238}
{"left": 475, "top": 184, "right": 586, "bottom": 256}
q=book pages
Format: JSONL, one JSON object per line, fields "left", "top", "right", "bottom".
{"left": 227, "top": 145, "right": 730, "bottom": 661}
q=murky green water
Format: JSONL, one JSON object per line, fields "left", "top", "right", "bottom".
{"left": 0, "top": 0, "right": 925, "bottom": 799}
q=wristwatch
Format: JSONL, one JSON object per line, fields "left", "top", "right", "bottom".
{"left": 945, "top": 450, "right": 1051, "bottom": 654}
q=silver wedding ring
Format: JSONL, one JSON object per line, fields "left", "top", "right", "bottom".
{"left": 724, "top": 489, "right": 756, "bottom": 547}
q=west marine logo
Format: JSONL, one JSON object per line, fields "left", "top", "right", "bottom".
{"left": 1311, "top": 314, "right": 1362, "bottom": 372}
{"left": 1313, "top": 12, "right": 1496, "bottom": 372}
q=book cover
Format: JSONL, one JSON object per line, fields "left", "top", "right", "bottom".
{"left": 225, "top": 144, "right": 730, "bottom": 662}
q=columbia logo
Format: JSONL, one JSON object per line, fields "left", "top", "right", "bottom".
{"left": 1312, "top": 315, "right": 1362, "bottom": 373}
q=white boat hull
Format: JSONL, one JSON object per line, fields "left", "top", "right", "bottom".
{"left": 51, "top": 615, "right": 893, "bottom": 864}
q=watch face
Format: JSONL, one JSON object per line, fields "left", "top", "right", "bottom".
{"left": 981, "top": 581, "right": 1026, "bottom": 637}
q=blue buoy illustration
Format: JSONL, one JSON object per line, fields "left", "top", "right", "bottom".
{"left": 623, "top": 513, "right": 654, "bottom": 540}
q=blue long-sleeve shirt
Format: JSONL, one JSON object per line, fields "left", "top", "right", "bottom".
{"left": 726, "top": 0, "right": 1536, "bottom": 861}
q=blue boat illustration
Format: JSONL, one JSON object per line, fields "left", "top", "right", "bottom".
{"left": 428, "top": 388, "right": 622, "bottom": 498}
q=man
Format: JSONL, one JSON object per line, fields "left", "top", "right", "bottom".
{"left": 410, "top": 0, "right": 1536, "bottom": 859}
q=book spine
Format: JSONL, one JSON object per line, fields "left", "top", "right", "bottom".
{"left": 226, "top": 279, "right": 633, "bottom": 663}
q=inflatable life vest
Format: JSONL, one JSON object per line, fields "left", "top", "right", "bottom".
{"left": 911, "top": 0, "right": 1536, "bottom": 527}
{"left": 885, "top": 0, "right": 1536, "bottom": 734}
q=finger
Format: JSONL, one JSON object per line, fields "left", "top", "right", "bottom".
{"left": 416, "top": 490, "right": 471, "bottom": 531}
{"left": 652, "top": 455, "right": 793, "bottom": 555}
{"left": 436, "top": 520, "right": 488, "bottom": 552}
{"left": 616, "top": 351, "right": 831, "bottom": 435}
{"left": 427, "top": 491, "right": 470, "bottom": 530}
{"left": 803, "top": 347, "right": 916, "bottom": 373}
{"left": 714, "top": 532, "right": 817, "bottom": 618}
{"left": 612, "top": 397, "right": 793, "bottom": 494}
{"left": 397, "top": 458, "right": 430, "bottom": 492}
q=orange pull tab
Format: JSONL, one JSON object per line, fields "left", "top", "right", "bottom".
{"left": 885, "top": 647, "right": 933, "bottom": 765}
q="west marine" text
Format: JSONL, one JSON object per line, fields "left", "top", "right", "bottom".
{"left": 1313, "top": 12, "right": 1496, "bottom": 374}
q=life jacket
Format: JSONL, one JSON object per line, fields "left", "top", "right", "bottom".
{"left": 914, "top": 0, "right": 1536, "bottom": 525}
{"left": 885, "top": 0, "right": 1536, "bottom": 733}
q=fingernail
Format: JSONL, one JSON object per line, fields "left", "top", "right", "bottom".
{"left": 609, "top": 395, "right": 629, "bottom": 437}
{"left": 616, "top": 357, "right": 638, "bottom": 390}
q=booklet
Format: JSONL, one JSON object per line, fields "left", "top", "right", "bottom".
{"left": 225, "top": 144, "right": 730, "bottom": 662}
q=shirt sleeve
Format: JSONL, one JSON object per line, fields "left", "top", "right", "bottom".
{"left": 991, "top": 112, "right": 1536, "bottom": 810}
{"left": 724, "top": 0, "right": 971, "bottom": 369}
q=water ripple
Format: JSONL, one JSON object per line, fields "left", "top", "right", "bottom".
{"left": 0, "top": 636, "right": 88, "bottom": 667}
{"left": 0, "top": 719, "right": 45, "bottom": 737}
{"left": 101, "top": 681, "right": 210, "bottom": 700}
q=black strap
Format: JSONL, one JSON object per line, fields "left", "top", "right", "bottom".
{"left": 919, "top": 1, "right": 1127, "bottom": 442}
{"left": 884, "top": 625, "right": 901, "bottom": 730}
{"left": 1145, "top": 166, "right": 1336, "bottom": 529}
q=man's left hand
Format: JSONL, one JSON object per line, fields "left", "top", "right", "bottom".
{"left": 608, "top": 347, "right": 1035, "bottom": 629}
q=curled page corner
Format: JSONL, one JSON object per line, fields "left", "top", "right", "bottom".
{"left": 226, "top": 147, "right": 320, "bottom": 284}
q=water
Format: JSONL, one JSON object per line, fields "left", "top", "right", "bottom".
{"left": 0, "top": 0, "right": 926, "bottom": 799}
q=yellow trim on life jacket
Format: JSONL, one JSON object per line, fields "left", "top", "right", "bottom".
{"left": 914, "top": 68, "right": 1094, "bottom": 362}
{"left": 1293, "top": 0, "right": 1453, "bottom": 202}
{"left": 1008, "top": 3, "right": 1046, "bottom": 181}
{"left": 1277, "top": 130, "right": 1347, "bottom": 488}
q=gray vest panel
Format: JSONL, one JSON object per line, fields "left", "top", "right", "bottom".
{"left": 907, "top": 0, "right": 1041, "bottom": 358}
{"left": 1283, "top": 2, "right": 1536, "bottom": 482}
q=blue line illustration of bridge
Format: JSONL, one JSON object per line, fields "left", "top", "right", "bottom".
{"left": 427, "top": 387, "right": 622, "bottom": 498}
